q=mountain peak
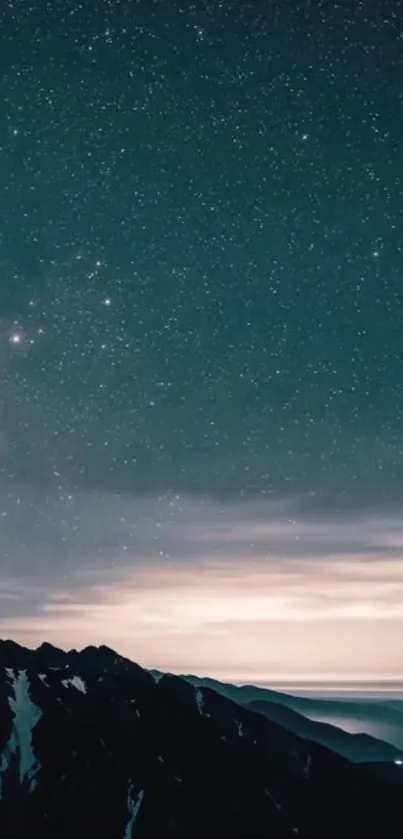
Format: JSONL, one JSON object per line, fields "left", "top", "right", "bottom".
{"left": 1, "top": 637, "right": 402, "bottom": 838}
{"left": 36, "top": 641, "right": 65, "bottom": 653}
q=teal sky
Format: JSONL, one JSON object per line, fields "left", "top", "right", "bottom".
{"left": 1, "top": 0, "right": 403, "bottom": 680}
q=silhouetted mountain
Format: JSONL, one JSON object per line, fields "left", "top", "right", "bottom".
{"left": 246, "top": 699, "right": 403, "bottom": 763}
{"left": 183, "top": 673, "right": 403, "bottom": 751}
{"left": 362, "top": 760, "right": 403, "bottom": 784}
{"left": 1, "top": 640, "right": 403, "bottom": 838}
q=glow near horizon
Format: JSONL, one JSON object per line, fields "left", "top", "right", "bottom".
{"left": 3, "top": 558, "right": 403, "bottom": 681}
{"left": 2, "top": 497, "right": 403, "bottom": 682}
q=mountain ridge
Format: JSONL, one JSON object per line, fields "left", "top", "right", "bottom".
{"left": 1, "top": 639, "right": 402, "bottom": 838}
{"left": 182, "top": 671, "right": 403, "bottom": 751}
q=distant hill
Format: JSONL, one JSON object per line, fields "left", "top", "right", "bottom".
{"left": 182, "top": 672, "right": 403, "bottom": 752}
{"left": 245, "top": 698, "right": 402, "bottom": 763}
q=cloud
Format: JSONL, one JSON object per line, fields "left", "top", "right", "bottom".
{"left": 1, "top": 484, "right": 403, "bottom": 679}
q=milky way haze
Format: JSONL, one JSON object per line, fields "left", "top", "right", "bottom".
{"left": 1, "top": 0, "right": 403, "bottom": 680}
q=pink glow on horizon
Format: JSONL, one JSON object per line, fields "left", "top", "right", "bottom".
{"left": 3, "top": 551, "right": 403, "bottom": 681}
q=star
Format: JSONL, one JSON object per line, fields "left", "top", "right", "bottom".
{"left": 1, "top": 0, "right": 403, "bottom": 687}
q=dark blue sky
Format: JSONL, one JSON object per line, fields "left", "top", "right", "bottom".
{"left": 1, "top": 0, "right": 403, "bottom": 677}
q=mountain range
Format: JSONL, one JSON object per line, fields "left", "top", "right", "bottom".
{"left": 1, "top": 639, "right": 403, "bottom": 838}
{"left": 181, "top": 673, "right": 403, "bottom": 759}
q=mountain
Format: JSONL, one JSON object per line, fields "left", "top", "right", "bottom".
{"left": 183, "top": 673, "right": 403, "bottom": 752}
{"left": 245, "top": 699, "right": 403, "bottom": 763}
{"left": 1, "top": 640, "right": 403, "bottom": 838}
{"left": 362, "top": 761, "right": 403, "bottom": 784}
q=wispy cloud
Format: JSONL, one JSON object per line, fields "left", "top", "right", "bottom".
{"left": 1, "top": 487, "right": 403, "bottom": 680}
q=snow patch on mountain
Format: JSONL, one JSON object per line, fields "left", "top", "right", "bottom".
{"left": 303, "top": 752, "right": 312, "bottom": 779}
{"left": 124, "top": 784, "right": 144, "bottom": 838}
{"left": 0, "top": 669, "right": 42, "bottom": 797}
{"left": 0, "top": 730, "right": 17, "bottom": 800}
{"left": 61, "top": 675, "right": 87, "bottom": 694}
{"left": 195, "top": 687, "right": 204, "bottom": 714}
{"left": 265, "top": 788, "right": 282, "bottom": 810}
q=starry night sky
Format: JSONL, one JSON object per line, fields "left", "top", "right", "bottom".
{"left": 1, "top": 0, "right": 403, "bottom": 680}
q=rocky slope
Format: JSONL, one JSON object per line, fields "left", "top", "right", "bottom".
{"left": 0, "top": 640, "right": 402, "bottom": 839}
{"left": 183, "top": 672, "right": 403, "bottom": 753}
